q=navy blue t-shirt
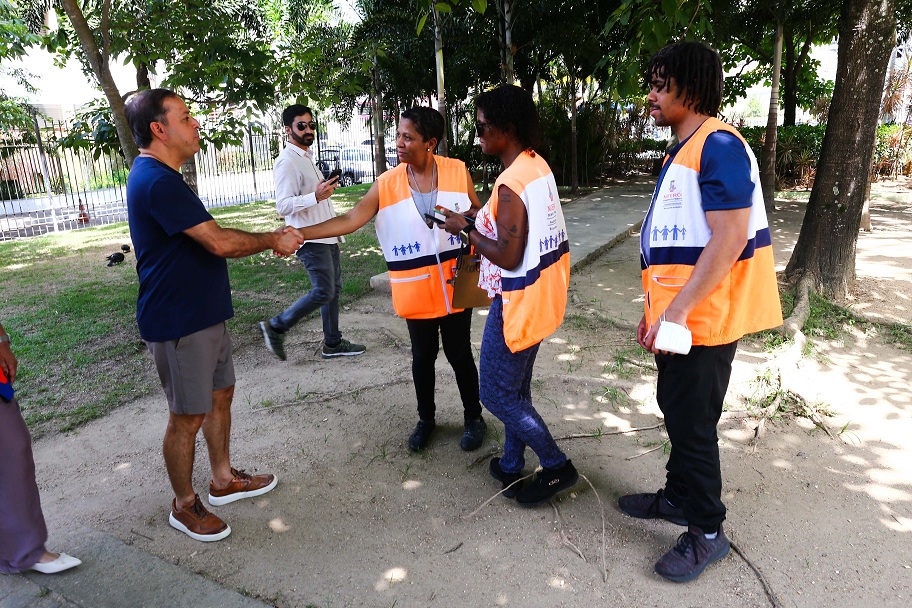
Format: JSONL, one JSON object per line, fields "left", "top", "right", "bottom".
{"left": 127, "top": 156, "right": 233, "bottom": 342}
{"left": 698, "top": 131, "right": 754, "bottom": 211}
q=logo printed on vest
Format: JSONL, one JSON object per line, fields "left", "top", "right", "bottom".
{"left": 390, "top": 241, "right": 423, "bottom": 256}
{"left": 539, "top": 229, "right": 566, "bottom": 252}
{"left": 651, "top": 224, "right": 687, "bottom": 243}
{"left": 662, "top": 179, "right": 683, "bottom": 210}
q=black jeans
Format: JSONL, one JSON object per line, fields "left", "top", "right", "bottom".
{"left": 655, "top": 341, "right": 738, "bottom": 531}
{"left": 405, "top": 308, "right": 481, "bottom": 422}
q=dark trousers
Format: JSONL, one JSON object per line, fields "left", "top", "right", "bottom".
{"left": 0, "top": 397, "right": 48, "bottom": 573}
{"left": 405, "top": 308, "right": 481, "bottom": 422}
{"left": 656, "top": 341, "right": 738, "bottom": 531}
{"left": 271, "top": 242, "right": 342, "bottom": 346}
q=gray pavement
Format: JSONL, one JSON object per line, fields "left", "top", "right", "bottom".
{"left": 0, "top": 178, "right": 655, "bottom": 608}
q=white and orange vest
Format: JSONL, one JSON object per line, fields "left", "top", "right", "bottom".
{"left": 641, "top": 118, "right": 783, "bottom": 346}
{"left": 376, "top": 156, "right": 470, "bottom": 319}
{"left": 489, "top": 151, "right": 570, "bottom": 352}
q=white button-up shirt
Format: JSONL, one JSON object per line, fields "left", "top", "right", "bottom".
{"left": 273, "top": 143, "right": 342, "bottom": 244}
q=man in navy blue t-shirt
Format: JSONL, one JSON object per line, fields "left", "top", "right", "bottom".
{"left": 126, "top": 89, "right": 304, "bottom": 542}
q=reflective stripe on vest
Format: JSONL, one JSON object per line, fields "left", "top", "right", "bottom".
{"left": 377, "top": 157, "right": 470, "bottom": 319}
{"left": 640, "top": 118, "right": 783, "bottom": 345}
{"left": 493, "top": 152, "right": 570, "bottom": 352}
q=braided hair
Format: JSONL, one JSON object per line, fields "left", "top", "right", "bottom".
{"left": 646, "top": 41, "right": 723, "bottom": 117}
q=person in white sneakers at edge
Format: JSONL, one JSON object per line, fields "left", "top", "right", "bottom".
{"left": 125, "top": 89, "right": 303, "bottom": 541}
{"left": 0, "top": 320, "right": 81, "bottom": 574}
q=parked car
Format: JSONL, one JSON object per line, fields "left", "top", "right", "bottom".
{"left": 315, "top": 145, "right": 397, "bottom": 187}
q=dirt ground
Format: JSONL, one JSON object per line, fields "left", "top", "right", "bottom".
{"left": 32, "top": 181, "right": 912, "bottom": 607}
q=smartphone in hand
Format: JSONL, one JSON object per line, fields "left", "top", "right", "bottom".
{"left": 326, "top": 169, "right": 342, "bottom": 182}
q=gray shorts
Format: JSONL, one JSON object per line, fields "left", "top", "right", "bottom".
{"left": 146, "top": 322, "right": 236, "bottom": 415}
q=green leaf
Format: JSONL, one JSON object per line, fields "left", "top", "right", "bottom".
{"left": 434, "top": 3, "right": 453, "bottom": 13}
{"left": 471, "top": 0, "right": 487, "bottom": 13}
{"left": 417, "top": 12, "right": 429, "bottom": 35}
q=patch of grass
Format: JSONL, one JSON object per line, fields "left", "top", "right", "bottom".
{"left": 803, "top": 293, "right": 867, "bottom": 339}
{"left": 0, "top": 197, "right": 386, "bottom": 437}
{"left": 886, "top": 322, "right": 912, "bottom": 351}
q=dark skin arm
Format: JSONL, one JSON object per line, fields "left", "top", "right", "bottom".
{"left": 443, "top": 184, "right": 527, "bottom": 271}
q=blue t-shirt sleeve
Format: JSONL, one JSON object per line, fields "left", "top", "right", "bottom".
{"left": 699, "top": 131, "right": 754, "bottom": 211}
{"left": 149, "top": 173, "right": 213, "bottom": 236}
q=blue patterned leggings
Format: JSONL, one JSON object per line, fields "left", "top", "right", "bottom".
{"left": 479, "top": 296, "right": 567, "bottom": 474}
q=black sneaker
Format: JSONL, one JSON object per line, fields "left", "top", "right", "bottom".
{"left": 515, "top": 459, "right": 578, "bottom": 507}
{"left": 259, "top": 321, "right": 286, "bottom": 361}
{"left": 408, "top": 419, "right": 436, "bottom": 451}
{"left": 488, "top": 457, "right": 522, "bottom": 498}
{"left": 654, "top": 524, "right": 730, "bottom": 582}
{"left": 460, "top": 417, "right": 487, "bottom": 451}
{"left": 322, "top": 338, "right": 366, "bottom": 359}
{"left": 618, "top": 489, "right": 687, "bottom": 526}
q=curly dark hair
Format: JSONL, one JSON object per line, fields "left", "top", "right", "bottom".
{"left": 400, "top": 106, "right": 444, "bottom": 149}
{"left": 124, "top": 88, "right": 180, "bottom": 149}
{"left": 474, "top": 84, "right": 541, "bottom": 152}
{"left": 645, "top": 41, "right": 723, "bottom": 117}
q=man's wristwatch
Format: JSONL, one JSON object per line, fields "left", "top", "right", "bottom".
{"left": 459, "top": 223, "right": 476, "bottom": 245}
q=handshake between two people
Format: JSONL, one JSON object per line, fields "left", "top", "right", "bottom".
{"left": 272, "top": 226, "right": 306, "bottom": 257}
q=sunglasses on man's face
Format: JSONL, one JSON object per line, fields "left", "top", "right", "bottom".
{"left": 475, "top": 121, "right": 490, "bottom": 137}
{"left": 296, "top": 121, "right": 318, "bottom": 131}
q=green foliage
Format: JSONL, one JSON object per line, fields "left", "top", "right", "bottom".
{"left": 874, "top": 124, "right": 912, "bottom": 177}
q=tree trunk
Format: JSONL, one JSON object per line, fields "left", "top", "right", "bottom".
{"left": 783, "top": 33, "right": 797, "bottom": 126}
{"left": 58, "top": 0, "right": 138, "bottom": 167}
{"left": 371, "top": 56, "right": 387, "bottom": 176}
{"left": 136, "top": 62, "right": 151, "bottom": 89}
{"left": 432, "top": 9, "right": 448, "bottom": 157}
{"left": 497, "top": 0, "right": 515, "bottom": 83}
{"left": 569, "top": 69, "right": 578, "bottom": 194}
{"left": 761, "top": 21, "right": 783, "bottom": 212}
{"left": 784, "top": 0, "right": 896, "bottom": 299}
{"left": 181, "top": 156, "right": 198, "bottom": 195}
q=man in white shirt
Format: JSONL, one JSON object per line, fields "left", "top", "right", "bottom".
{"left": 259, "top": 105, "right": 366, "bottom": 361}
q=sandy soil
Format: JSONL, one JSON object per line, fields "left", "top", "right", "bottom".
{"left": 32, "top": 182, "right": 912, "bottom": 607}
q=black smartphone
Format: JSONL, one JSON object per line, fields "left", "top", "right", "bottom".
{"left": 327, "top": 169, "right": 342, "bottom": 181}
{"left": 424, "top": 212, "right": 445, "bottom": 225}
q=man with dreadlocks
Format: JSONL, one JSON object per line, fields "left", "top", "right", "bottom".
{"left": 618, "top": 41, "right": 782, "bottom": 582}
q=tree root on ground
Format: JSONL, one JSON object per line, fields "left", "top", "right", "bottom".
{"left": 251, "top": 376, "right": 413, "bottom": 412}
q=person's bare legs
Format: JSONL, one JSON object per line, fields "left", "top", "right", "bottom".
{"left": 203, "top": 385, "right": 234, "bottom": 489}
{"left": 163, "top": 412, "right": 205, "bottom": 510}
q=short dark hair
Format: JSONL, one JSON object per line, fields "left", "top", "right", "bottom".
{"left": 646, "top": 41, "right": 723, "bottom": 117}
{"left": 124, "top": 88, "right": 180, "bottom": 148}
{"left": 474, "top": 84, "right": 541, "bottom": 151}
{"left": 283, "top": 104, "right": 313, "bottom": 127}
{"left": 400, "top": 106, "right": 445, "bottom": 148}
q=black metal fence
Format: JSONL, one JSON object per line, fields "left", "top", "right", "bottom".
{"left": 0, "top": 107, "right": 396, "bottom": 241}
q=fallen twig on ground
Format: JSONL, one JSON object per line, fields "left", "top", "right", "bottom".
{"left": 550, "top": 501, "right": 586, "bottom": 561}
{"left": 554, "top": 422, "right": 664, "bottom": 442}
{"left": 462, "top": 472, "right": 536, "bottom": 520}
{"left": 580, "top": 473, "right": 609, "bottom": 582}
{"left": 251, "top": 377, "right": 412, "bottom": 411}
{"left": 625, "top": 440, "right": 668, "bottom": 460}
{"left": 730, "top": 540, "right": 782, "bottom": 608}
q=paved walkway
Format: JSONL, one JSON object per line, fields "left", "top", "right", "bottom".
{"left": 0, "top": 179, "right": 655, "bottom": 608}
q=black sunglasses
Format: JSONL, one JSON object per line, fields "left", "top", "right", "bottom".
{"left": 296, "top": 120, "right": 318, "bottom": 131}
{"left": 475, "top": 121, "right": 490, "bottom": 137}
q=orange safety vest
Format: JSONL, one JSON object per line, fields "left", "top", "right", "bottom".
{"left": 376, "top": 157, "right": 470, "bottom": 319}
{"left": 490, "top": 151, "right": 570, "bottom": 352}
{"left": 640, "top": 118, "right": 783, "bottom": 345}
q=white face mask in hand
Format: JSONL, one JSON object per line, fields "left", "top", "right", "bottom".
{"left": 654, "top": 314, "right": 692, "bottom": 355}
